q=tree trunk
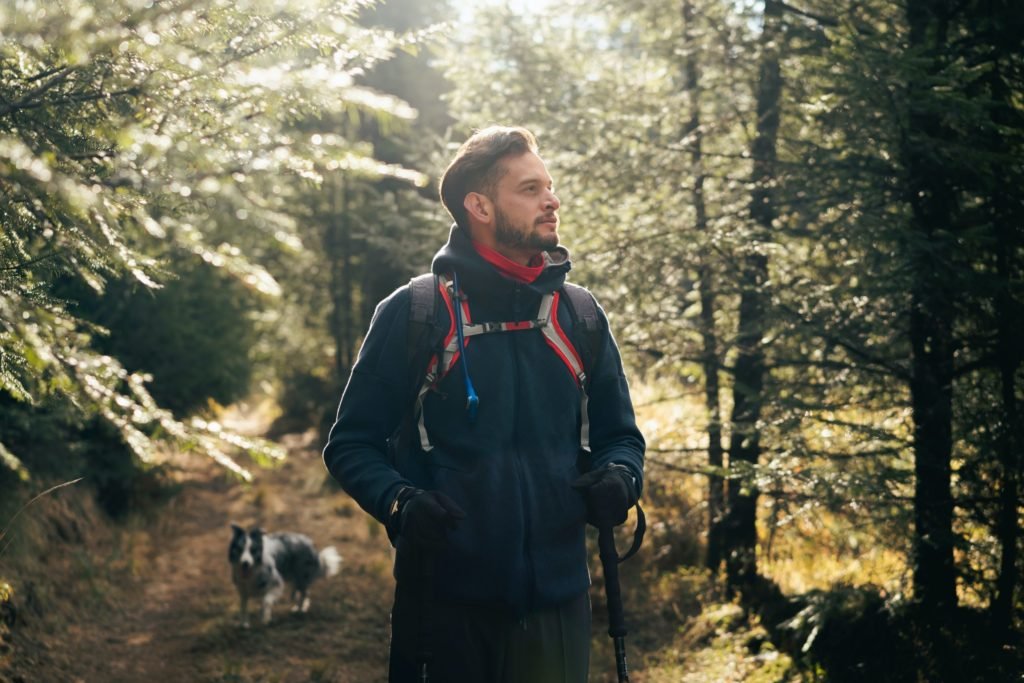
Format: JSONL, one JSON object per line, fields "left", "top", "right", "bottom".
{"left": 340, "top": 184, "right": 354, "bottom": 371}
{"left": 326, "top": 176, "right": 354, "bottom": 384}
{"left": 680, "top": 0, "right": 725, "bottom": 574}
{"left": 904, "top": 0, "right": 958, "bottom": 620}
{"left": 907, "top": 274, "right": 956, "bottom": 617}
{"left": 991, "top": 216, "right": 1021, "bottom": 640}
{"left": 988, "top": 47, "right": 1022, "bottom": 640}
{"left": 724, "top": 0, "right": 782, "bottom": 595}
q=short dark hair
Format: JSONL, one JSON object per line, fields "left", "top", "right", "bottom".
{"left": 439, "top": 126, "right": 539, "bottom": 229}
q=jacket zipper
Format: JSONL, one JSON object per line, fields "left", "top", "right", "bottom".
{"left": 509, "top": 288, "right": 535, "bottom": 608}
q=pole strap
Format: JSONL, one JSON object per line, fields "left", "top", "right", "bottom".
{"left": 618, "top": 503, "right": 646, "bottom": 564}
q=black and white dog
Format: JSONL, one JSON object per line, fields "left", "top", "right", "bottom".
{"left": 228, "top": 524, "right": 342, "bottom": 627}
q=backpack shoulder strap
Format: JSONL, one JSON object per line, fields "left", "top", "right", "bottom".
{"left": 561, "top": 282, "right": 601, "bottom": 331}
{"left": 389, "top": 274, "right": 447, "bottom": 462}
{"left": 408, "top": 273, "right": 438, "bottom": 325}
{"left": 406, "top": 273, "right": 445, "bottom": 382}
{"left": 560, "top": 282, "right": 605, "bottom": 390}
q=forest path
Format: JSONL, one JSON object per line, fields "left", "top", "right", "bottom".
{"left": 61, "top": 428, "right": 396, "bottom": 683}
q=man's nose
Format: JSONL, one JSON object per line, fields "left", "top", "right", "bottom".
{"left": 544, "top": 189, "right": 560, "bottom": 211}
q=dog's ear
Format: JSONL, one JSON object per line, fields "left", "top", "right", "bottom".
{"left": 250, "top": 527, "right": 264, "bottom": 539}
{"left": 231, "top": 523, "right": 245, "bottom": 537}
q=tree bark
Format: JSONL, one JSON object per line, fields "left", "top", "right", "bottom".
{"left": 904, "top": 0, "right": 958, "bottom": 620}
{"left": 724, "top": 0, "right": 782, "bottom": 595}
{"left": 907, "top": 271, "right": 956, "bottom": 618}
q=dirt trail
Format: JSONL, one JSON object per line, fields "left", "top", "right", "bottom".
{"left": 38, "top": 430, "right": 396, "bottom": 683}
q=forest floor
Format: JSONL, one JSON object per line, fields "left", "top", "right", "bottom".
{"left": 2, "top": 424, "right": 394, "bottom": 683}
{"left": 0, "top": 408, "right": 796, "bottom": 683}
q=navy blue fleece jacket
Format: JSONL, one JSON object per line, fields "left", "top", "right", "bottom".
{"left": 323, "top": 225, "right": 645, "bottom": 614}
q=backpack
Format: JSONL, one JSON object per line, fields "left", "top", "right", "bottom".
{"left": 395, "top": 272, "right": 647, "bottom": 562}
{"left": 399, "top": 272, "right": 605, "bottom": 454}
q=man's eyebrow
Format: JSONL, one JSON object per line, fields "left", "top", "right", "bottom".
{"left": 517, "top": 176, "right": 554, "bottom": 188}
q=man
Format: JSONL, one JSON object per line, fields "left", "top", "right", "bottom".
{"left": 323, "top": 126, "right": 645, "bottom": 682}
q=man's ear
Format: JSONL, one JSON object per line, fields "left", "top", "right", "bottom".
{"left": 463, "top": 192, "right": 492, "bottom": 224}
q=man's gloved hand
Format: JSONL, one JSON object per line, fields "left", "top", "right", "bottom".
{"left": 388, "top": 487, "right": 466, "bottom": 548}
{"left": 572, "top": 464, "right": 639, "bottom": 529}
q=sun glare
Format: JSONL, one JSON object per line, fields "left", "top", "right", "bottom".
{"left": 453, "top": 0, "right": 559, "bottom": 20}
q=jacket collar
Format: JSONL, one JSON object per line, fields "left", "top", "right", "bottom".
{"left": 431, "top": 225, "right": 572, "bottom": 311}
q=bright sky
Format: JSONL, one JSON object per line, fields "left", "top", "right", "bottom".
{"left": 452, "top": 0, "right": 560, "bottom": 21}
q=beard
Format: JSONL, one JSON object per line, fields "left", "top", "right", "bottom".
{"left": 494, "top": 206, "right": 559, "bottom": 253}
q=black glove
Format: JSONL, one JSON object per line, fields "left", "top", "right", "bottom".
{"left": 572, "top": 464, "right": 639, "bottom": 529}
{"left": 388, "top": 487, "right": 466, "bottom": 548}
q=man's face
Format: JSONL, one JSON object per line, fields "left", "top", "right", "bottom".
{"left": 489, "top": 151, "right": 560, "bottom": 254}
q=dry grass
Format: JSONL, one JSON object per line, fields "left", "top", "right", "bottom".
{"left": 625, "top": 377, "right": 917, "bottom": 681}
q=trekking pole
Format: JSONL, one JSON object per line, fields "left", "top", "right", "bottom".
{"left": 416, "top": 546, "right": 434, "bottom": 682}
{"left": 598, "top": 525, "right": 630, "bottom": 683}
{"left": 597, "top": 504, "right": 645, "bottom": 683}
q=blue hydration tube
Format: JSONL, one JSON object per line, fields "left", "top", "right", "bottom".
{"left": 451, "top": 271, "right": 479, "bottom": 422}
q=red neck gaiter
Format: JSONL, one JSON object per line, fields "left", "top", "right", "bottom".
{"left": 473, "top": 242, "right": 545, "bottom": 284}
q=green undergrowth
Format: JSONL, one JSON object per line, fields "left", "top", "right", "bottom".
{"left": 585, "top": 488, "right": 806, "bottom": 682}
{"left": 620, "top": 575, "right": 803, "bottom": 683}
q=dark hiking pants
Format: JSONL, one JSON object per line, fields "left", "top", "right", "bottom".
{"left": 388, "top": 584, "right": 591, "bottom": 683}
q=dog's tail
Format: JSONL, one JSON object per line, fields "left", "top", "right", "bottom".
{"left": 318, "top": 546, "right": 342, "bottom": 578}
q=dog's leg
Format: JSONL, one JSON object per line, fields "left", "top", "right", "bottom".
{"left": 293, "top": 589, "right": 310, "bottom": 613}
{"left": 261, "top": 582, "right": 284, "bottom": 625}
{"left": 239, "top": 593, "right": 250, "bottom": 629}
